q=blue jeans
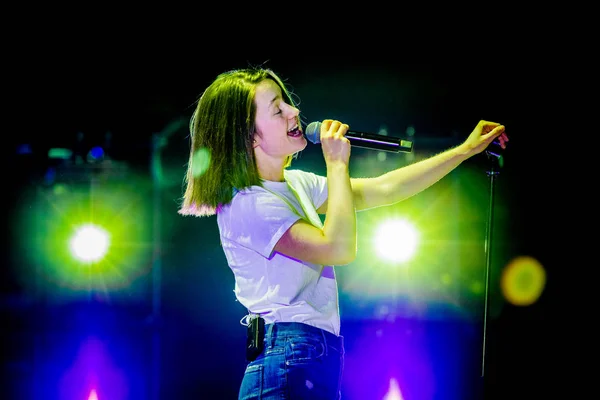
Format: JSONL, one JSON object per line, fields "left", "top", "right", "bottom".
{"left": 238, "top": 322, "right": 345, "bottom": 399}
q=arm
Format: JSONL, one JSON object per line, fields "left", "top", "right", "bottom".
{"left": 351, "top": 144, "right": 469, "bottom": 210}
{"left": 354, "top": 120, "right": 508, "bottom": 210}
{"left": 320, "top": 120, "right": 508, "bottom": 212}
{"left": 275, "top": 120, "right": 357, "bottom": 266}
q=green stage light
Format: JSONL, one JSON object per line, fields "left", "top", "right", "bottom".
{"left": 69, "top": 224, "right": 110, "bottom": 264}
{"left": 373, "top": 218, "right": 419, "bottom": 264}
{"left": 16, "top": 170, "right": 154, "bottom": 302}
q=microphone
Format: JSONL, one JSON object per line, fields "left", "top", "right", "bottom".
{"left": 305, "top": 122, "right": 413, "bottom": 153}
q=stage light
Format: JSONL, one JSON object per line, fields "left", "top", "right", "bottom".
{"left": 88, "top": 389, "right": 99, "bottom": 400}
{"left": 383, "top": 377, "right": 405, "bottom": 400}
{"left": 373, "top": 218, "right": 419, "bottom": 264}
{"left": 15, "top": 170, "right": 154, "bottom": 301}
{"left": 69, "top": 224, "right": 110, "bottom": 264}
{"left": 87, "top": 146, "right": 105, "bottom": 163}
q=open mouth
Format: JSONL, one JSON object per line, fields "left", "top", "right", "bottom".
{"left": 287, "top": 127, "right": 303, "bottom": 137}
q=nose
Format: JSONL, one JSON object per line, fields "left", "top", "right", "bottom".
{"left": 284, "top": 103, "right": 300, "bottom": 119}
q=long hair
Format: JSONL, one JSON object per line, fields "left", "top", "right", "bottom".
{"left": 178, "top": 68, "right": 298, "bottom": 217}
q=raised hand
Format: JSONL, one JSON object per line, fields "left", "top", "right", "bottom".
{"left": 462, "top": 120, "right": 509, "bottom": 157}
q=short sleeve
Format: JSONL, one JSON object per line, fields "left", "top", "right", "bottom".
{"left": 306, "top": 172, "right": 328, "bottom": 211}
{"left": 285, "top": 169, "right": 328, "bottom": 211}
{"left": 217, "top": 189, "right": 302, "bottom": 259}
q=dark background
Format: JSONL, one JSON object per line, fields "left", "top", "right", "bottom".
{"left": 2, "top": 23, "right": 568, "bottom": 400}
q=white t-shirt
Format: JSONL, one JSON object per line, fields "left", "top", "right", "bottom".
{"left": 216, "top": 169, "right": 341, "bottom": 336}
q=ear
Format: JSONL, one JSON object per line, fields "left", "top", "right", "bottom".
{"left": 252, "top": 135, "right": 260, "bottom": 148}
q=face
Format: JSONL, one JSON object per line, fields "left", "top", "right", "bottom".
{"left": 253, "top": 79, "right": 306, "bottom": 160}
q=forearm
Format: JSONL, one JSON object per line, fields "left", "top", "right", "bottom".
{"left": 355, "top": 144, "right": 470, "bottom": 210}
{"left": 322, "top": 163, "right": 357, "bottom": 263}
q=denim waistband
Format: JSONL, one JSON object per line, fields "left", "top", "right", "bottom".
{"left": 264, "top": 322, "right": 343, "bottom": 350}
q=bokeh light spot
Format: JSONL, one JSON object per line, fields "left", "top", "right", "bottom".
{"left": 191, "top": 147, "right": 211, "bottom": 177}
{"left": 440, "top": 273, "right": 452, "bottom": 285}
{"left": 501, "top": 255, "right": 546, "bottom": 306}
{"left": 470, "top": 280, "right": 484, "bottom": 295}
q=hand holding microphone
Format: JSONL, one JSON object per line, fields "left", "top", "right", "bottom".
{"left": 315, "top": 119, "right": 352, "bottom": 166}
{"left": 305, "top": 121, "right": 413, "bottom": 153}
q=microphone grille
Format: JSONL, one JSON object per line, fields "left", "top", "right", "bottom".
{"left": 305, "top": 122, "right": 322, "bottom": 144}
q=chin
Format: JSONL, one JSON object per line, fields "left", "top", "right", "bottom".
{"left": 295, "top": 136, "right": 308, "bottom": 150}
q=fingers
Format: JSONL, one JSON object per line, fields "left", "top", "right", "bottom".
{"left": 479, "top": 120, "right": 509, "bottom": 149}
{"left": 321, "top": 119, "right": 350, "bottom": 140}
{"left": 321, "top": 119, "right": 334, "bottom": 134}
{"left": 496, "top": 130, "right": 509, "bottom": 149}
{"left": 319, "top": 119, "right": 352, "bottom": 164}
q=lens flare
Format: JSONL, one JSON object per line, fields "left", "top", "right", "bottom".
{"left": 501, "top": 256, "right": 546, "bottom": 306}
{"left": 191, "top": 147, "right": 211, "bottom": 177}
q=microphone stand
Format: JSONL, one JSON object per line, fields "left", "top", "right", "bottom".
{"left": 480, "top": 144, "right": 503, "bottom": 379}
